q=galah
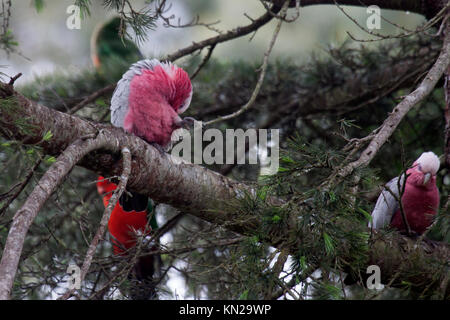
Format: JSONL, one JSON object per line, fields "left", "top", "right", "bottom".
{"left": 97, "top": 58, "right": 193, "bottom": 298}
{"left": 370, "top": 151, "right": 440, "bottom": 235}
{"left": 110, "top": 58, "right": 193, "bottom": 148}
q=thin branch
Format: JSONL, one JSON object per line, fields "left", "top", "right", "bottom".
{"left": 336, "top": 23, "right": 450, "bottom": 180}
{"left": 268, "top": 0, "right": 441, "bottom": 19}
{"left": 164, "top": 3, "right": 283, "bottom": 62}
{"left": 59, "top": 147, "right": 131, "bottom": 300}
{"left": 7, "top": 73, "right": 21, "bottom": 86}
{"left": 261, "top": 0, "right": 300, "bottom": 22}
{"left": 68, "top": 84, "right": 116, "bottom": 115}
{"left": 396, "top": 169, "right": 411, "bottom": 235}
{"left": 333, "top": 0, "right": 450, "bottom": 43}
{"left": 155, "top": 0, "right": 222, "bottom": 34}
{"left": 0, "top": 158, "right": 41, "bottom": 217}
{"left": 151, "top": 212, "right": 185, "bottom": 242}
{"left": 203, "top": 0, "right": 290, "bottom": 126}
{"left": 190, "top": 44, "right": 216, "bottom": 80}
{"left": 444, "top": 22, "right": 450, "bottom": 169}
{"left": 0, "top": 132, "right": 120, "bottom": 300}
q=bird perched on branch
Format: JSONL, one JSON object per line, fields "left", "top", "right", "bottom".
{"left": 96, "top": 58, "right": 193, "bottom": 299}
{"left": 91, "top": 18, "right": 193, "bottom": 298}
{"left": 111, "top": 58, "right": 194, "bottom": 147}
{"left": 370, "top": 151, "right": 440, "bottom": 235}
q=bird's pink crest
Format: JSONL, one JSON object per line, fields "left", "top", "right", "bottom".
{"left": 171, "top": 67, "right": 192, "bottom": 114}
{"left": 124, "top": 61, "right": 192, "bottom": 146}
{"left": 137, "top": 63, "right": 192, "bottom": 113}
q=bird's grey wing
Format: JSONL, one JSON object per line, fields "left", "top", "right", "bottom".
{"left": 110, "top": 59, "right": 161, "bottom": 128}
{"left": 369, "top": 174, "right": 405, "bottom": 229}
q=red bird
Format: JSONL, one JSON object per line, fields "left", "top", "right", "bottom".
{"left": 96, "top": 176, "right": 160, "bottom": 299}
{"left": 98, "top": 59, "right": 193, "bottom": 299}
{"left": 96, "top": 176, "right": 150, "bottom": 255}
{"left": 370, "top": 151, "right": 440, "bottom": 235}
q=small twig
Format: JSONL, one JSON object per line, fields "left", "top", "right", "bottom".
{"left": 396, "top": 170, "right": 411, "bottom": 235}
{"left": 190, "top": 44, "right": 216, "bottom": 80}
{"left": 165, "top": 3, "right": 282, "bottom": 62}
{"left": 59, "top": 147, "right": 131, "bottom": 300}
{"left": 0, "top": 158, "right": 41, "bottom": 217}
{"left": 68, "top": 84, "right": 116, "bottom": 115}
{"left": 204, "top": 0, "right": 290, "bottom": 126}
{"left": 7, "top": 73, "right": 21, "bottom": 86}
{"left": 260, "top": 0, "right": 300, "bottom": 22}
{"left": 334, "top": 0, "right": 450, "bottom": 43}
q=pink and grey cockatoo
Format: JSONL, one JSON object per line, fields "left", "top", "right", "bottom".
{"left": 369, "top": 151, "right": 440, "bottom": 235}
{"left": 111, "top": 58, "right": 193, "bottom": 148}
{"left": 104, "top": 59, "right": 193, "bottom": 299}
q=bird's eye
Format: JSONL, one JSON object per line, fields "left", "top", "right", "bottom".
{"left": 178, "top": 102, "right": 190, "bottom": 114}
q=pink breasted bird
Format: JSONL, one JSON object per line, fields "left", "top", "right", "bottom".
{"left": 104, "top": 59, "right": 193, "bottom": 299}
{"left": 370, "top": 151, "right": 440, "bottom": 235}
{"left": 111, "top": 59, "right": 193, "bottom": 148}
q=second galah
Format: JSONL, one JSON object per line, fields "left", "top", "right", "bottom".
{"left": 370, "top": 151, "right": 440, "bottom": 235}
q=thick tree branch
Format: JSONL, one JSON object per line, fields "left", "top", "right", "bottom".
{"left": 0, "top": 82, "right": 256, "bottom": 235}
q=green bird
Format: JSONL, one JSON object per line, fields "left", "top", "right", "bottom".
{"left": 90, "top": 17, "right": 143, "bottom": 80}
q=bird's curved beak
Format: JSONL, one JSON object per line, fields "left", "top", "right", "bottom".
{"left": 423, "top": 173, "right": 431, "bottom": 185}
